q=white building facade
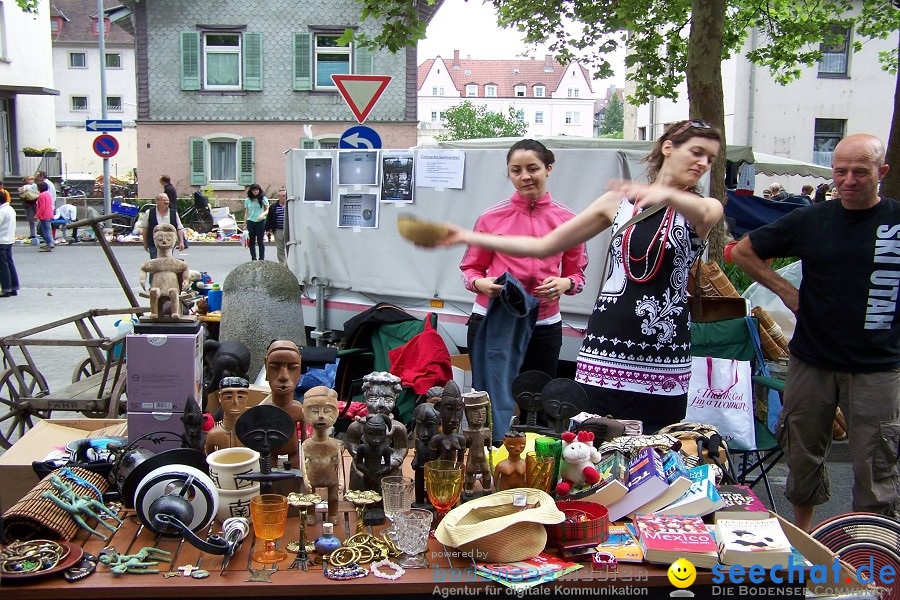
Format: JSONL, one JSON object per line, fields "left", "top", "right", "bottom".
{"left": 625, "top": 23, "right": 894, "bottom": 193}
{"left": 0, "top": 0, "right": 58, "bottom": 178}
{"left": 51, "top": 0, "right": 137, "bottom": 180}
{"left": 418, "top": 51, "right": 596, "bottom": 143}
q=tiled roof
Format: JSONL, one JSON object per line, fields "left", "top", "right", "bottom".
{"left": 418, "top": 52, "right": 593, "bottom": 96}
{"left": 51, "top": 0, "right": 133, "bottom": 44}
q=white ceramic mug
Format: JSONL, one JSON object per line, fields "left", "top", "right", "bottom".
{"left": 206, "top": 447, "right": 260, "bottom": 490}
{"left": 216, "top": 484, "right": 260, "bottom": 522}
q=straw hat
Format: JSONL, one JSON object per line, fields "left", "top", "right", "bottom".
{"left": 434, "top": 488, "right": 564, "bottom": 563}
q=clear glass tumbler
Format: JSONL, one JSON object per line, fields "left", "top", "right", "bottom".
{"left": 381, "top": 475, "right": 414, "bottom": 522}
{"left": 393, "top": 508, "right": 432, "bottom": 568}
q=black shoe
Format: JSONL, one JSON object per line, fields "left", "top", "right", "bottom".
{"left": 0, "top": 292, "right": 11, "bottom": 298}
{"left": 9, "top": 291, "right": 17, "bottom": 296}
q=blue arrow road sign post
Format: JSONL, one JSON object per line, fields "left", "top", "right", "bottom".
{"left": 86, "top": 119, "right": 123, "bottom": 132}
{"left": 93, "top": 134, "right": 120, "bottom": 158}
{"left": 339, "top": 125, "right": 382, "bottom": 150}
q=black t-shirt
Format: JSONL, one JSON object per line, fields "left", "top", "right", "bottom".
{"left": 749, "top": 197, "right": 900, "bottom": 372}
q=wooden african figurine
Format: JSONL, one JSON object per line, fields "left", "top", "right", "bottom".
{"left": 462, "top": 391, "right": 492, "bottom": 495}
{"left": 139, "top": 224, "right": 191, "bottom": 320}
{"left": 430, "top": 380, "right": 465, "bottom": 463}
{"left": 352, "top": 413, "right": 394, "bottom": 492}
{"left": 205, "top": 377, "right": 250, "bottom": 454}
{"left": 259, "top": 340, "right": 305, "bottom": 469}
{"left": 345, "top": 372, "right": 408, "bottom": 473}
{"left": 411, "top": 402, "right": 440, "bottom": 505}
{"left": 300, "top": 386, "right": 342, "bottom": 524}
{"left": 493, "top": 431, "right": 527, "bottom": 491}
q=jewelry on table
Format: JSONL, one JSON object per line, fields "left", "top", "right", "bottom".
{"left": 323, "top": 562, "right": 368, "bottom": 580}
{"left": 1, "top": 539, "right": 66, "bottom": 574}
{"left": 371, "top": 558, "right": 405, "bottom": 580}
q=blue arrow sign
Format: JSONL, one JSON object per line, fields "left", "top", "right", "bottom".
{"left": 93, "top": 134, "right": 120, "bottom": 158}
{"left": 86, "top": 119, "right": 123, "bottom": 132}
{"left": 339, "top": 125, "right": 382, "bottom": 150}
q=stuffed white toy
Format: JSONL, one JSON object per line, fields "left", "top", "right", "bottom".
{"left": 556, "top": 430, "right": 602, "bottom": 496}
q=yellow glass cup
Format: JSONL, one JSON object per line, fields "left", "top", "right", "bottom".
{"left": 424, "top": 460, "right": 464, "bottom": 525}
{"left": 250, "top": 494, "right": 288, "bottom": 564}
{"left": 525, "top": 451, "right": 555, "bottom": 492}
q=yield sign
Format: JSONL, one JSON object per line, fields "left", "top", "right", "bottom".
{"left": 331, "top": 74, "right": 391, "bottom": 124}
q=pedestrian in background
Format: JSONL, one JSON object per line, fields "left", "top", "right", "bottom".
{"left": 243, "top": 183, "right": 269, "bottom": 261}
{"left": 18, "top": 175, "right": 38, "bottom": 242}
{"left": 35, "top": 171, "right": 57, "bottom": 209}
{"left": 35, "top": 181, "right": 54, "bottom": 252}
{"left": 0, "top": 192, "right": 19, "bottom": 297}
{"left": 160, "top": 175, "right": 177, "bottom": 204}
{"left": 266, "top": 187, "right": 289, "bottom": 265}
{"left": 143, "top": 193, "right": 186, "bottom": 259}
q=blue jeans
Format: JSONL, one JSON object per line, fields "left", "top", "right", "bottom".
{"left": 38, "top": 219, "right": 54, "bottom": 247}
{"left": 0, "top": 244, "right": 18, "bottom": 292}
{"left": 470, "top": 272, "right": 539, "bottom": 445}
{"left": 246, "top": 220, "right": 266, "bottom": 260}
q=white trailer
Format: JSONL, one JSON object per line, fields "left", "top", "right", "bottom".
{"left": 283, "top": 139, "right": 660, "bottom": 366}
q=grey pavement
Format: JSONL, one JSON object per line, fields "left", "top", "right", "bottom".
{"left": 0, "top": 234, "right": 857, "bottom": 531}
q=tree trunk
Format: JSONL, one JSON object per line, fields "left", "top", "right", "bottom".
{"left": 687, "top": 0, "right": 727, "bottom": 261}
{"left": 882, "top": 31, "right": 900, "bottom": 201}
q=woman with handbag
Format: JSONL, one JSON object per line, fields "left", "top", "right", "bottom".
{"left": 435, "top": 120, "right": 724, "bottom": 433}
{"left": 243, "top": 183, "right": 269, "bottom": 261}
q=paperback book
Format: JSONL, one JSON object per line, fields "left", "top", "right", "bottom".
{"left": 606, "top": 447, "right": 669, "bottom": 522}
{"left": 577, "top": 450, "right": 629, "bottom": 506}
{"left": 630, "top": 451, "right": 694, "bottom": 516}
{"left": 715, "top": 517, "right": 792, "bottom": 569}
{"left": 656, "top": 464, "right": 725, "bottom": 517}
{"left": 715, "top": 485, "right": 769, "bottom": 520}
{"left": 475, "top": 553, "right": 582, "bottom": 590}
{"left": 633, "top": 513, "right": 719, "bottom": 569}
{"left": 596, "top": 525, "right": 644, "bottom": 563}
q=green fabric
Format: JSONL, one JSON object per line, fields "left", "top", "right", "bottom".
{"left": 753, "top": 375, "right": 785, "bottom": 393}
{"left": 690, "top": 317, "right": 758, "bottom": 361}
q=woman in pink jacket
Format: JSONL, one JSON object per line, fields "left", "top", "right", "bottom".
{"left": 35, "top": 181, "right": 55, "bottom": 251}
{"left": 460, "top": 139, "right": 588, "bottom": 379}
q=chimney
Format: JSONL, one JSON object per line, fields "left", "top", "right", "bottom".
{"left": 452, "top": 49, "right": 460, "bottom": 70}
{"left": 543, "top": 54, "right": 553, "bottom": 73}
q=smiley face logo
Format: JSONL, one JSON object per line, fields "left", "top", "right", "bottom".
{"left": 667, "top": 558, "right": 696, "bottom": 588}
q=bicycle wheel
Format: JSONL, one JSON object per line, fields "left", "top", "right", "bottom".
{"left": 187, "top": 207, "right": 214, "bottom": 234}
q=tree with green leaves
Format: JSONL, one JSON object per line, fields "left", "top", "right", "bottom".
{"left": 435, "top": 101, "right": 528, "bottom": 141}
{"left": 599, "top": 93, "right": 624, "bottom": 137}
{"left": 348, "top": 0, "right": 899, "bottom": 257}
{"left": 15, "top": 0, "right": 38, "bottom": 13}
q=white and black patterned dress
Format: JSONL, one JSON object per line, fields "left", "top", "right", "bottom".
{"left": 575, "top": 198, "right": 704, "bottom": 428}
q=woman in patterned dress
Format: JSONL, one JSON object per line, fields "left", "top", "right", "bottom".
{"left": 437, "top": 120, "right": 723, "bottom": 432}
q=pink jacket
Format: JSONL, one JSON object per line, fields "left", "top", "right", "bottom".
{"left": 35, "top": 191, "right": 53, "bottom": 220}
{"left": 460, "top": 191, "right": 588, "bottom": 323}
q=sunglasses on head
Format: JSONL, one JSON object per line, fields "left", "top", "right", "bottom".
{"left": 671, "top": 120, "right": 713, "bottom": 138}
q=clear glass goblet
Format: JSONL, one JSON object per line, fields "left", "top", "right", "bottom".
{"left": 393, "top": 508, "right": 432, "bottom": 568}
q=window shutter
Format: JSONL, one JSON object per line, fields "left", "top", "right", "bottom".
{"left": 300, "top": 138, "right": 317, "bottom": 149}
{"left": 189, "top": 138, "right": 207, "bottom": 186}
{"left": 354, "top": 46, "right": 373, "bottom": 75}
{"left": 180, "top": 32, "right": 201, "bottom": 91}
{"left": 243, "top": 32, "right": 263, "bottom": 91}
{"left": 292, "top": 33, "right": 312, "bottom": 90}
{"left": 238, "top": 137, "right": 255, "bottom": 185}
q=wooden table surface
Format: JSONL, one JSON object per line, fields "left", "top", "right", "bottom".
{"left": 1, "top": 501, "right": 684, "bottom": 599}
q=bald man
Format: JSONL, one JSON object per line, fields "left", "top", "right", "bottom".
{"left": 732, "top": 134, "right": 898, "bottom": 530}
{"left": 143, "top": 193, "right": 186, "bottom": 258}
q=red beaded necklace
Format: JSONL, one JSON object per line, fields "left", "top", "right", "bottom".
{"left": 621, "top": 204, "right": 675, "bottom": 283}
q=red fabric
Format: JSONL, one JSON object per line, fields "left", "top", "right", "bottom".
{"left": 388, "top": 314, "right": 452, "bottom": 394}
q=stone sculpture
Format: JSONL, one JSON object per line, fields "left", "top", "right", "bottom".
{"left": 345, "top": 372, "right": 408, "bottom": 475}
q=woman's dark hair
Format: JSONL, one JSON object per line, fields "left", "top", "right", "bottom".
{"left": 246, "top": 183, "right": 265, "bottom": 208}
{"left": 642, "top": 120, "right": 723, "bottom": 183}
{"left": 36, "top": 181, "right": 48, "bottom": 192}
{"left": 507, "top": 139, "right": 555, "bottom": 168}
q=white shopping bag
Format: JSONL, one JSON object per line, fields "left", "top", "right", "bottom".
{"left": 685, "top": 356, "right": 756, "bottom": 450}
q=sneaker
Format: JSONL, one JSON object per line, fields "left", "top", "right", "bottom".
{"left": 39, "top": 247, "right": 51, "bottom": 252}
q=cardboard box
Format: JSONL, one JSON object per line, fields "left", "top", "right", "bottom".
{"left": 450, "top": 353, "right": 473, "bottom": 393}
{"left": 127, "top": 411, "right": 185, "bottom": 453}
{"left": 205, "top": 383, "right": 271, "bottom": 416}
{"left": 126, "top": 331, "right": 203, "bottom": 413}
{"left": 0, "top": 419, "right": 126, "bottom": 511}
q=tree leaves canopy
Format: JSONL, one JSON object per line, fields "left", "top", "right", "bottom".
{"left": 435, "top": 101, "right": 528, "bottom": 141}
